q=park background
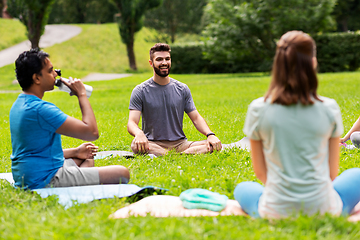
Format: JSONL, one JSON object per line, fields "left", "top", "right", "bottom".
{"left": 1, "top": 0, "right": 360, "bottom": 239}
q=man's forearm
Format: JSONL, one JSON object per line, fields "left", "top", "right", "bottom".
{"left": 78, "top": 95, "right": 98, "bottom": 137}
{"left": 127, "top": 121, "right": 144, "bottom": 137}
{"left": 188, "top": 110, "right": 213, "bottom": 136}
{"left": 63, "top": 148, "right": 77, "bottom": 159}
{"left": 344, "top": 117, "right": 360, "bottom": 140}
{"left": 194, "top": 117, "right": 212, "bottom": 136}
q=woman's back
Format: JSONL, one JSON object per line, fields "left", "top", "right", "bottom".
{"left": 235, "top": 30, "right": 360, "bottom": 220}
{"left": 244, "top": 96, "right": 343, "bottom": 218}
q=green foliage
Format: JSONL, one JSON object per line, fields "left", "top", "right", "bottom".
{"left": 171, "top": 43, "right": 261, "bottom": 74}
{"left": 0, "top": 18, "right": 27, "bottom": 51}
{"left": 112, "top": 0, "right": 161, "bottom": 45}
{"left": 144, "top": 0, "right": 208, "bottom": 43}
{"left": 202, "top": 0, "right": 336, "bottom": 72}
{"left": 0, "top": 1, "right": 4, "bottom": 16}
{"left": 48, "top": 0, "right": 118, "bottom": 24}
{"left": 171, "top": 43, "right": 209, "bottom": 74}
{"left": 313, "top": 32, "right": 360, "bottom": 72}
{"left": 7, "top": 0, "right": 55, "bottom": 48}
{"left": 112, "top": 0, "right": 162, "bottom": 70}
{"left": 45, "top": 24, "right": 157, "bottom": 74}
{"left": 0, "top": 23, "right": 158, "bottom": 82}
{"left": 331, "top": 0, "right": 360, "bottom": 32}
{"left": 171, "top": 32, "right": 360, "bottom": 74}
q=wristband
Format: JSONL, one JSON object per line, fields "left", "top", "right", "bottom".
{"left": 206, "top": 132, "right": 215, "bottom": 137}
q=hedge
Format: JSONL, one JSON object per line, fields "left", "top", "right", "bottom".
{"left": 313, "top": 32, "right": 360, "bottom": 72}
{"left": 170, "top": 43, "right": 263, "bottom": 74}
{"left": 170, "top": 32, "right": 360, "bottom": 74}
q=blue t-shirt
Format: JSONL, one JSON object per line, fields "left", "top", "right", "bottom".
{"left": 10, "top": 94, "right": 68, "bottom": 189}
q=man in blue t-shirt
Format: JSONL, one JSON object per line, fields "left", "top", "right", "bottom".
{"left": 127, "top": 43, "right": 222, "bottom": 156}
{"left": 10, "top": 49, "right": 130, "bottom": 190}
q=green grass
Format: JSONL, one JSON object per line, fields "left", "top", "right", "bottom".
{"left": 0, "top": 22, "right": 158, "bottom": 90}
{"left": 2, "top": 71, "right": 360, "bottom": 239}
{"left": 0, "top": 18, "right": 27, "bottom": 51}
{"left": 45, "top": 23, "right": 158, "bottom": 75}
{"left": 1, "top": 22, "right": 360, "bottom": 239}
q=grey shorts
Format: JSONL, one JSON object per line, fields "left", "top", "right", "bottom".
{"left": 46, "top": 159, "right": 100, "bottom": 188}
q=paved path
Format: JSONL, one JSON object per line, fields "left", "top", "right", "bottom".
{"left": 82, "top": 73, "right": 132, "bottom": 82}
{"left": 0, "top": 25, "right": 82, "bottom": 68}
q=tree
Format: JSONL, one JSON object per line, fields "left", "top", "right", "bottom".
{"left": 144, "top": 0, "right": 208, "bottom": 43}
{"left": 202, "top": 0, "right": 336, "bottom": 71}
{"left": 0, "top": 0, "right": 4, "bottom": 18}
{"left": 48, "top": 0, "right": 117, "bottom": 24}
{"left": 7, "top": 0, "right": 55, "bottom": 48}
{"left": 112, "top": 0, "right": 161, "bottom": 71}
{"left": 332, "top": 0, "right": 360, "bottom": 32}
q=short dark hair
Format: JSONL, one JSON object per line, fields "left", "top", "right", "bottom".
{"left": 265, "top": 31, "right": 320, "bottom": 105}
{"left": 149, "top": 43, "right": 171, "bottom": 61}
{"left": 15, "top": 48, "right": 49, "bottom": 91}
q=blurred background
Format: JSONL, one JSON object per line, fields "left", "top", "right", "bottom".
{"left": 1, "top": 0, "right": 360, "bottom": 74}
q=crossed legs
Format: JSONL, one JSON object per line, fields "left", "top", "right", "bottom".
{"left": 234, "top": 168, "right": 360, "bottom": 218}
{"left": 72, "top": 158, "right": 130, "bottom": 184}
{"left": 131, "top": 139, "right": 213, "bottom": 156}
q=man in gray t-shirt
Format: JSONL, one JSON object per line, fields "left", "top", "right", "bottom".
{"left": 127, "top": 43, "right": 222, "bottom": 156}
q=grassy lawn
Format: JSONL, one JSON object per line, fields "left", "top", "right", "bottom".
{"left": 0, "top": 18, "right": 27, "bottom": 51}
{"left": 1, "top": 22, "right": 360, "bottom": 239}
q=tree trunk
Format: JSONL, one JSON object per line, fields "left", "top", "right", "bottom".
{"left": 0, "top": 0, "right": 4, "bottom": 18}
{"left": 27, "top": 11, "right": 43, "bottom": 48}
{"left": 171, "top": 26, "right": 176, "bottom": 43}
{"left": 126, "top": 37, "right": 137, "bottom": 70}
{"left": 340, "top": 18, "right": 348, "bottom": 32}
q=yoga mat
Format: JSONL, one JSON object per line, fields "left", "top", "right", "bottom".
{"left": 94, "top": 151, "right": 156, "bottom": 159}
{"left": 94, "top": 150, "right": 134, "bottom": 159}
{"left": 222, "top": 137, "right": 250, "bottom": 151}
{"left": 0, "top": 173, "right": 166, "bottom": 209}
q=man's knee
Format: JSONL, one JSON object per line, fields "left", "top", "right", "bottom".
{"left": 118, "top": 166, "right": 130, "bottom": 184}
{"left": 350, "top": 132, "right": 360, "bottom": 148}
{"left": 182, "top": 141, "right": 212, "bottom": 154}
{"left": 84, "top": 159, "right": 95, "bottom": 167}
{"left": 98, "top": 165, "right": 130, "bottom": 184}
{"left": 130, "top": 140, "right": 146, "bottom": 154}
{"left": 130, "top": 141, "right": 139, "bottom": 154}
{"left": 190, "top": 140, "right": 213, "bottom": 153}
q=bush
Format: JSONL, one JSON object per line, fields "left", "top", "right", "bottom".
{"left": 171, "top": 32, "right": 360, "bottom": 74}
{"left": 170, "top": 43, "right": 210, "bottom": 74}
{"left": 313, "top": 32, "right": 360, "bottom": 72}
{"left": 170, "top": 43, "right": 263, "bottom": 74}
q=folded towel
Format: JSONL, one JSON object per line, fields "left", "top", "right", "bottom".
{"left": 110, "top": 195, "right": 245, "bottom": 218}
{"left": 180, "top": 188, "right": 228, "bottom": 212}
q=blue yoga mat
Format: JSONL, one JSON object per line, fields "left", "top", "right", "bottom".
{"left": 0, "top": 173, "right": 166, "bottom": 208}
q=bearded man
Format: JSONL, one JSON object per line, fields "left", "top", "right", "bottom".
{"left": 127, "top": 43, "right": 222, "bottom": 156}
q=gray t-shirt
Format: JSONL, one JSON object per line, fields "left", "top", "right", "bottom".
{"left": 243, "top": 96, "right": 343, "bottom": 218}
{"left": 129, "top": 78, "right": 196, "bottom": 141}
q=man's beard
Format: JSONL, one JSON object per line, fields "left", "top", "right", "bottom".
{"left": 154, "top": 65, "right": 171, "bottom": 77}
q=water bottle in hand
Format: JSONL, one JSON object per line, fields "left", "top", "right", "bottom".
{"left": 54, "top": 69, "right": 93, "bottom": 98}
